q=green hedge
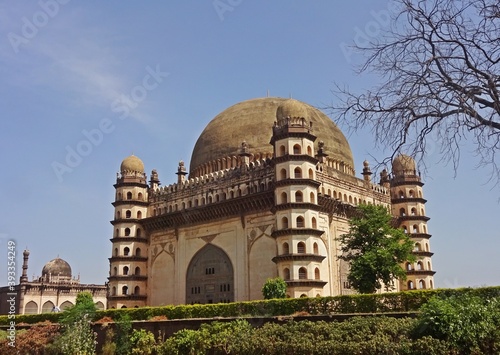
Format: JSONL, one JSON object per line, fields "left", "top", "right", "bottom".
{"left": 1, "top": 286, "right": 499, "bottom": 325}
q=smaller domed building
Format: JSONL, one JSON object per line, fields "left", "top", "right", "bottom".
{"left": 0, "top": 251, "right": 107, "bottom": 315}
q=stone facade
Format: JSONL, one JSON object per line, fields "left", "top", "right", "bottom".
{"left": 107, "top": 97, "right": 436, "bottom": 309}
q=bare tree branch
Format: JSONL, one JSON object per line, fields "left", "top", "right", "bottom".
{"left": 330, "top": 0, "right": 500, "bottom": 185}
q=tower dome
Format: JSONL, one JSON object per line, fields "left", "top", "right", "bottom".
{"left": 42, "top": 257, "right": 72, "bottom": 281}
{"left": 120, "top": 155, "right": 145, "bottom": 174}
{"left": 189, "top": 97, "right": 354, "bottom": 177}
{"left": 276, "top": 98, "right": 308, "bottom": 121}
{"left": 392, "top": 154, "right": 416, "bottom": 175}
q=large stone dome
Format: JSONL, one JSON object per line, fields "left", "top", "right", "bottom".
{"left": 189, "top": 97, "right": 354, "bottom": 177}
{"left": 42, "top": 257, "right": 72, "bottom": 278}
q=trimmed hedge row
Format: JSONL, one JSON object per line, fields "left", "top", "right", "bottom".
{"left": 1, "top": 286, "right": 499, "bottom": 326}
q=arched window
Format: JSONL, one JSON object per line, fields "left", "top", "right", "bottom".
{"left": 400, "top": 208, "right": 406, "bottom": 216}
{"left": 308, "top": 169, "right": 313, "bottom": 179}
{"left": 409, "top": 190, "right": 415, "bottom": 197}
{"left": 417, "top": 262, "right": 423, "bottom": 270}
{"left": 137, "top": 211, "right": 142, "bottom": 219}
{"left": 427, "top": 261, "right": 432, "bottom": 270}
{"left": 282, "top": 217, "right": 289, "bottom": 229}
{"left": 430, "top": 280, "right": 434, "bottom": 289}
{"left": 123, "top": 266, "right": 129, "bottom": 275}
{"left": 407, "top": 281, "right": 414, "bottom": 290}
{"left": 122, "top": 286, "right": 128, "bottom": 295}
{"left": 135, "top": 267, "right": 140, "bottom": 275}
{"left": 419, "top": 280, "right": 426, "bottom": 289}
{"left": 402, "top": 226, "right": 408, "bottom": 234}
{"left": 280, "top": 169, "right": 287, "bottom": 180}
{"left": 116, "top": 211, "right": 121, "bottom": 219}
{"left": 125, "top": 210, "right": 131, "bottom": 218}
{"left": 115, "top": 228, "right": 119, "bottom": 237}
{"left": 293, "top": 144, "right": 301, "bottom": 154}
{"left": 117, "top": 192, "right": 122, "bottom": 201}
{"left": 414, "top": 243, "right": 421, "bottom": 251}
{"left": 138, "top": 192, "right": 143, "bottom": 201}
{"left": 406, "top": 263, "right": 412, "bottom": 271}
{"left": 314, "top": 268, "right": 320, "bottom": 280}
{"left": 283, "top": 268, "right": 290, "bottom": 280}
{"left": 425, "top": 243, "right": 429, "bottom": 252}
{"left": 127, "top": 192, "right": 132, "bottom": 200}
{"left": 294, "top": 167, "right": 302, "bottom": 179}
{"left": 411, "top": 208, "right": 417, "bottom": 216}
{"left": 136, "top": 248, "right": 141, "bottom": 257}
{"left": 134, "top": 286, "right": 140, "bottom": 295}
{"left": 412, "top": 225, "right": 419, "bottom": 234}
{"left": 137, "top": 228, "right": 142, "bottom": 237}
{"left": 311, "top": 217, "right": 317, "bottom": 229}
{"left": 125, "top": 228, "right": 131, "bottom": 236}
{"left": 307, "top": 146, "right": 312, "bottom": 156}
{"left": 113, "top": 267, "right": 117, "bottom": 276}
{"left": 279, "top": 145, "right": 286, "bottom": 156}
{"left": 313, "top": 242, "right": 319, "bottom": 254}
{"left": 296, "top": 216, "right": 305, "bottom": 228}
{"left": 124, "top": 247, "right": 130, "bottom": 256}
{"left": 298, "top": 267, "right": 307, "bottom": 280}
{"left": 295, "top": 191, "right": 303, "bottom": 202}
{"left": 282, "top": 242, "right": 289, "bottom": 255}
{"left": 399, "top": 190, "right": 404, "bottom": 198}
{"left": 114, "top": 248, "right": 118, "bottom": 257}
{"left": 281, "top": 192, "right": 287, "bottom": 204}
{"left": 310, "top": 192, "right": 315, "bottom": 204}
{"left": 349, "top": 195, "right": 353, "bottom": 204}
{"left": 343, "top": 194, "right": 348, "bottom": 202}
{"left": 297, "top": 241, "right": 306, "bottom": 254}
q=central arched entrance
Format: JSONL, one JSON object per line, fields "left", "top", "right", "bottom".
{"left": 186, "top": 244, "right": 234, "bottom": 304}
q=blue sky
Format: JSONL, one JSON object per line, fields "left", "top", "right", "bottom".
{"left": 0, "top": 1, "right": 497, "bottom": 289}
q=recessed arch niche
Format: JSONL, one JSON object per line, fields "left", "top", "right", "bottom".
{"left": 186, "top": 244, "right": 234, "bottom": 304}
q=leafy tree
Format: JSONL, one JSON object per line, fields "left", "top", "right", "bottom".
{"left": 332, "top": 0, "right": 500, "bottom": 183}
{"left": 338, "top": 204, "right": 415, "bottom": 293}
{"left": 61, "top": 291, "right": 97, "bottom": 325}
{"left": 262, "top": 277, "right": 287, "bottom": 299}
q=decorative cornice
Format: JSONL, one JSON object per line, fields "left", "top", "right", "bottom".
{"left": 272, "top": 254, "right": 326, "bottom": 263}
{"left": 406, "top": 270, "right": 436, "bottom": 276}
{"left": 108, "top": 256, "right": 148, "bottom": 262}
{"left": 274, "top": 179, "right": 321, "bottom": 188}
{"left": 142, "top": 191, "right": 274, "bottom": 232}
{"left": 398, "top": 215, "right": 431, "bottom": 222}
{"left": 112, "top": 200, "right": 149, "bottom": 207}
{"left": 391, "top": 197, "right": 427, "bottom": 204}
{"left": 108, "top": 275, "right": 148, "bottom": 281}
{"left": 271, "top": 228, "right": 324, "bottom": 238}
{"left": 110, "top": 237, "right": 148, "bottom": 243}
{"left": 272, "top": 203, "right": 322, "bottom": 213}
{"left": 285, "top": 280, "right": 327, "bottom": 288}
{"left": 274, "top": 154, "right": 319, "bottom": 165}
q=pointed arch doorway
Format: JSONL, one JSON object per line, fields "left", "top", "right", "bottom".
{"left": 186, "top": 244, "right": 234, "bottom": 304}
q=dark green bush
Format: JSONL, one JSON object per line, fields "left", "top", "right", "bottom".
{"left": 413, "top": 293, "right": 500, "bottom": 353}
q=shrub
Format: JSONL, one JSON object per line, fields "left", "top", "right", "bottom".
{"left": 414, "top": 294, "right": 500, "bottom": 353}
{"left": 262, "top": 277, "right": 287, "bottom": 299}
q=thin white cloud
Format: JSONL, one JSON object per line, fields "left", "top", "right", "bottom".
{"left": 0, "top": 3, "right": 155, "bottom": 124}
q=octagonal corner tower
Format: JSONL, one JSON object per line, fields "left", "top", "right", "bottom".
{"left": 189, "top": 97, "right": 354, "bottom": 178}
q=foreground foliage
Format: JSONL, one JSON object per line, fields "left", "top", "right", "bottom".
{"left": 262, "top": 277, "right": 287, "bottom": 299}
{"left": 1, "top": 286, "right": 499, "bottom": 326}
